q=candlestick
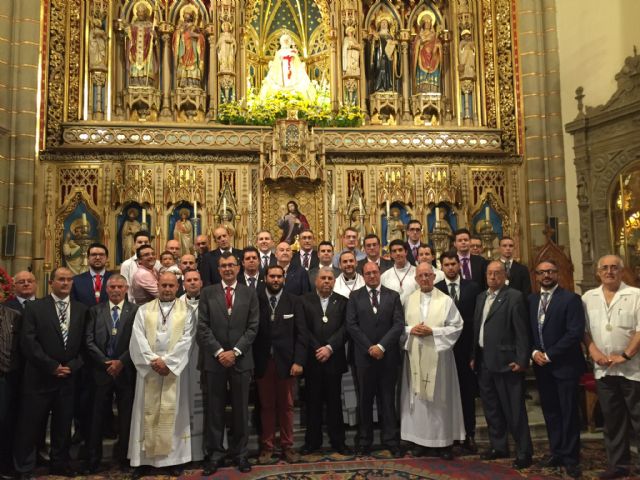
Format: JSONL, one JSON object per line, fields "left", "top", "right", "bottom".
{"left": 358, "top": 197, "right": 363, "bottom": 213}
{"left": 485, "top": 206, "right": 490, "bottom": 221}
{"left": 223, "top": 197, "right": 227, "bottom": 215}
{"left": 331, "top": 192, "right": 336, "bottom": 211}
{"left": 435, "top": 207, "right": 439, "bottom": 224}
{"left": 193, "top": 201, "right": 197, "bottom": 218}
{"left": 386, "top": 200, "right": 390, "bottom": 218}
{"left": 82, "top": 213, "right": 88, "bottom": 225}
{"left": 142, "top": 208, "right": 146, "bottom": 224}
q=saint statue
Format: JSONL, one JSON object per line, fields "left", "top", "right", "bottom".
{"left": 342, "top": 26, "right": 361, "bottom": 77}
{"left": 121, "top": 207, "right": 142, "bottom": 260}
{"left": 173, "top": 7, "right": 205, "bottom": 88}
{"left": 259, "top": 33, "right": 316, "bottom": 100}
{"left": 387, "top": 207, "right": 405, "bottom": 241}
{"left": 412, "top": 10, "right": 442, "bottom": 93}
{"left": 278, "top": 200, "right": 310, "bottom": 244}
{"left": 217, "top": 21, "right": 236, "bottom": 73}
{"left": 458, "top": 29, "right": 476, "bottom": 79}
{"left": 125, "top": 2, "right": 158, "bottom": 87}
{"left": 89, "top": 11, "right": 107, "bottom": 71}
{"left": 173, "top": 208, "right": 194, "bottom": 256}
{"left": 367, "top": 14, "right": 399, "bottom": 93}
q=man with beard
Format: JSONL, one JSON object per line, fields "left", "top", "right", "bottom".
{"left": 333, "top": 250, "right": 365, "bottom": 299}
{"left": 381, "top": 239, "right": 418, "bottom": 306}
{"left": 71, "top": 243, "right": 112, "bottom": 306}
{"left": 130, "top": 245, "right": 159, "bottom": 304}
{"left": 253, "top": 265, "right": 307, "bottom": 464}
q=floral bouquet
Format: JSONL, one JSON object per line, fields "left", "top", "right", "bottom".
{"left": 0, "top": 266, "right": 14, "bottom": 302}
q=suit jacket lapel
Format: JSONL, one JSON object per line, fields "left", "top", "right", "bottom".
{"left": 213, "top": 284, "right": 230, "bottom": 318}
{"left": 46, "top": 296, "right": 66, "bottom": 344}
{"left": 486, "top": 289, "right": 507, "bottom": 320}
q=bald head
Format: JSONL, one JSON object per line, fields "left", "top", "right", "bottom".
{"left": 13, "top": 270, "right": 36, "bottom": 298}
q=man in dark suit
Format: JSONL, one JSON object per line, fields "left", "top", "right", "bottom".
{"left": 346, "top": 262, "right": 404, "bottom": 456}
{"left": 70, "top": 243, "right": 112, "bottom": 306}
{"left": 201, "top": 226, "right": 243, "bottom": 286}
{"left": 0, "top": 304, "right": 22, "bottom": 477}
{"left": 198, "top": 252, "right": 259, "bottom": 475}
{"left": 238, "top": 247, "right": 266, "bottom": 295}
{"left": 256, "top": 230, "right": 277, "bottom": 274}
{"left": 14, "top": 267, "right": 88, "bottom": 478}
{"left": 83, "top": 274, "right": 137, "bottom": 473}
{"left": 291, "top": 229, "right": 319, "bottom": 272}
{"left": 309, "top": 241, "right": 340, "bottom": 285}
{"left": 253, "top": 265, "right": 307, "bottom": 464}
{"left": 454, "top": 228, "right": 487, "bottom": 289}
{"left": 472, "top": 261, "right": 532, "bottom": 469}
{"left": 435, "top": 251, "right": 482, "bottom": 453}
{"left": 195, "top": 234, "right": 210, "bottom": 278}
{"left": 404, "top": 220, "right": 423, "bottom": 266}
{"left": 357, "top": 234, "right": 393, "bottom": 274}
{"left": 300, "top": 267, "right": 349, "bottom": 455}
{"left": 529, "top": 260, "right": 585, "bottom": 478}
{"left": 499, "top": 237, "right": 531, "bottom": 296}
{"left": 275, "top": 241, "right": 311, "bottom": 296}
{"left": 4, "top": 271, "right": 37, "bottom": 312}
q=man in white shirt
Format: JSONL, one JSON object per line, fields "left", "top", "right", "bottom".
{"left": 333, "top": 250, "right": 365, "bottom": 299}
{"left": 121, "top": 231, "right": 159, "bottom": 300}
{"left": 381, "top": 239, "right": 418, "bottom": 306}
{"left": 583, "top": 255, "right": 640, "bottom": 480}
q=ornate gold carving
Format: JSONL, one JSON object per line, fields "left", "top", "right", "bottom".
{"left": 470, "top": 168, "right": 507, "bottom": 207}
{"left": 59, "top": 167, "right": 100, "bottom": 206}
{"left": 165, "top": 166, "right": 204, "bottom": 206}
{"left": 495, "top": 0, "right": 517, "bottom": 153}
{"left": 45, "top": 0, "right": 67, "bottom": 147}
{"left": 481, "top": 0, "right": 497, "bottom": 129}
{"left": 67, "top": 0, "right": 82, "bottom": 122}
{"left": 423, "top": 166, "right": 462, "bottom": 205}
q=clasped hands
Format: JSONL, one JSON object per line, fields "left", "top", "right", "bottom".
{"left": 105, "top": 359, "right": 123, "bottom": 378}
{"left": 315, "top": 346, "right": 332, "bottom": 363}
{"left": 53, "top": 364, "right": 71, "bottom": 378}
{"left": 410, "top": 324, "right": 433, "bottom": 337}
{"left": 592, "top": 350, "right": 627, "bottom": 368}
{"left": 217, "top": 350, "right": 237, "bottom": 368}
{"left": 368, "top": 345, "right": 384, "bottom": 360}
{"left": 151, "top": 357, "right": 170, "bottom": 376}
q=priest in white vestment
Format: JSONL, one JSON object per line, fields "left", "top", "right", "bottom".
{"left": 400, "top": 262, "right": 466, "bottom": 458}
{"left": 128, "top": 271, "right": 194, "bottom": 470}
{"left": 381, "top": 240, "right": 418, "bottom": 306}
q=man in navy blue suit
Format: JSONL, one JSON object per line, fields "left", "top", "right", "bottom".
{"left": 70, "top": 243, "right": 112, "bottom": 306}
{"left": 529, "top": 260, "right": 585, "bottom": 478}
{"left": 275, "top": 241, "right": 311, "bottom": 296}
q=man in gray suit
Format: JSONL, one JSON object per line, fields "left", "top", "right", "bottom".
{"left": 197, "top": 252, "right": 259, "bottom": 475}
{"left": 472, "top": 261, "right": 533, "bottom": 469}
{"left": 84, "top": 274, "right": 137, "bottom": 473}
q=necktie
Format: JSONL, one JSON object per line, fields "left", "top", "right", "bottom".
{"left": 270, "top": 295, "right": 277, "bottom": 312}
{"left": 57, "top": 300, "right": 68, "bottom": 347}
{"left": 225, "top": 286, "right": 233, "bottom": 310}
{"left": 94, "top": 274, "right": 102, "bottom": 303}
{"left": 461, "top": 257, "right": 471, "bottom": 280}
{"left": 249, "top": 277, "right": 256, "bottom": 289}
{"left": 538, "top": 292, "right": 549, "bottom": 350}
{"left": 449, "top": 282, "right": 457, "bottom": 301}
{"left": 262, "top": 255, "right": 269, "bottom": 270}
{"left": 505, "top": 260, "right": 512, "bottom": 278}
{"left": 107, "top": 305, "right": 120, "bottom": 358}
{"left": 303, "top": 252, "right": 310, "bottom": 269}
{"left": 370, "top": 289, "right": 378, "bottom": 309}
{"left": 413, "top": 246, "right": 418, "bottom": 260}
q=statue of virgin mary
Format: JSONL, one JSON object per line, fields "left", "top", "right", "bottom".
{"left": 259, "top": 33, "right": 316, "bottom": 100}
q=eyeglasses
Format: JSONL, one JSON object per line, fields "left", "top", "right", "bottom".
{"left": 219, "top": 263, "right": 238, "bottom": 269}
{"left": 88, "top": 253, "right": 106, "bottom": 257}
{"left": 598, "top": 265, "right": 620, "bottom": 272}
{"left": 15, "top": 279, "right": 35, "bottom": 284}
{"left": 535, "top": 269, "right": 558, "bottom": 275}
{"left": 408, "top": 227, "right": 421, "bottom": 232}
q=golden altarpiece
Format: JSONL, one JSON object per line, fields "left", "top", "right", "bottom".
{"left": 37, "top": 0, "right": 526, "bottom": 272}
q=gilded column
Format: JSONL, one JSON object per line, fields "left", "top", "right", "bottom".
{"left": 159, "top": 22, "right": 173, "bottom": 120}
{"left": 113, "top": 19, "right": 125, "bottom": 118}
{"left": 399, "top": 30, "right": 411, "bottom": 122}
{"left": 205, "top": 24, "right": 217, "bottom": 119}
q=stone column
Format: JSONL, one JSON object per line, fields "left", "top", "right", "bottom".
{"left": 159, "top": 22, "right": 173, "bottom": 120}
{"left": 205, "top": 24, "right": 217, "bottom": 119}
{"left": 399, "top": 31, "right": 411, "bottom": 122}
{"left": 113, "top": 19, "right": 125, "bottom": 118}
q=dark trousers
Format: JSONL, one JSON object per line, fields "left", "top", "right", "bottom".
{"left": 14, "top": 382, "right": 75, "bottom": 473}
{"left": 305, "top": 367, "right": 345, "bottom": 449}
{"left": 0, "top": 371, "right": 21, "bottom": 472}
{"left": 596, "top": 375, "right": 640, "bottom": 469}
{"left": 204, "top": 369, "right": 251, "bottom": 462}
{"left": 535, "top": 366, "right": 581, "bottom": 466}
{"left": 477, "top": 358, "right": 532, "bottom": 459}
{"left": 356, "top": 362, "right": 399, "bottom": 449}
{"left": 87, "top": 376, "right": 134, "bottom": 466}
{"left": 455, "top": 352, "right": 477, "bottom": 437}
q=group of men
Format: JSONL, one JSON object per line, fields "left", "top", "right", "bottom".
{"left": 0, "top": 221, "right": 639, "bottom": 480}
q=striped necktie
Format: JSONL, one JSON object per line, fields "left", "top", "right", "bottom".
{"left": 57, "top": 300, "right": 68, "bottom": 347}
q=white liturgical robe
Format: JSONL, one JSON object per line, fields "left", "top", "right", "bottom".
{"left": 381, "top": 263, "right": 418, "bottom": 306}
{"left": 128, "top": 298, "right": 194, "bottom": 467}
{"left": 400, "top": 288, "right": 466, "bottom": 447}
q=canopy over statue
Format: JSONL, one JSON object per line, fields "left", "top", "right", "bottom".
{"left": 260, "top": 33, "right": 316, "bottom": 101}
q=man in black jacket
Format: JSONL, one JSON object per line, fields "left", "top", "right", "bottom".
{"left": 300, "top": 267, "right": 349, "bottom": 455}
{"left": 253, "top": 265, "right": 307, "bottom": 464}
{"left": 14, "top": 267, "right": 88, "bottom": 478}
{"left": 83, "top": 274, "right": 137, "bottom": 473}
{"left": 201, "top": 226, "right": 243, "bottom": 286}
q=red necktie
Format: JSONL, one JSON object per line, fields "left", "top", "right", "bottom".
{"left": 94, "top": 274, "right": 102, "bottom": 303}
{"left": 225, "top": 286, "right": 233, "bottom": 310}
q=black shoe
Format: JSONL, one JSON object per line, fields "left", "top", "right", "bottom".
{"left": 388, "top": 446, "right": 403, "bottom": 458}
{"left": 333, "top": 445, "right": 352, "bottom": 455}
{"left": 201, "top": 462, "right": 217, "bottom": 476}
{"left": 236, "top": 457, "right": 252, "bottom": 473}
{"left": 565, "top": 464, "right": 582, "bottom": 478}
{"left": 598, "top": 467, "right": 629, "bottom": 479}
{"left": 537, "top": 455, "right": 563, "bottom": 468}
{"left": 481, "top": 449, "right": 509, "bottom": 460}
{"left": 440, "top": 447, "right": 454, "bottom": 461}
{"left": 512, "top": 457, "right": 532, "bottom": 470}
{"left": 411, "top": 445, "right": 427, "bottom": 457}
{"left": 299, "top": 445, "right": 319, "bottom": 455}
{"left": 81, "top": 461, "right": 100, "bottom": 474}
{"left": 461, "top": 437, "right": 478, "bottom": 454}
{"left": 49, "top": 466, "right": 78, "bottom": 477}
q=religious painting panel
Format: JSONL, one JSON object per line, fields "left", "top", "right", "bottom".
{"left": 169, "top": 202, "right": 199, "bottom": 257}
{"left": 57, "top": 192, "right": 101, "bottom": 275}
{"left": 381, "top": 202, "right": 411, "bottom": 247}
{"left": 117, "top": 202, "right": 149, "bottom": 264}
{"left": 610, "top": 163, "right": 640, "bottom": 281}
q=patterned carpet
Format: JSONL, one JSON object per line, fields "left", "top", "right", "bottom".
{"left": 26, "top": 439, "right": 637, "bottom": 479}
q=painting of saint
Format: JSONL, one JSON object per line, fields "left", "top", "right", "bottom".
{"left": 278, "top": 200, "right": 310, "bottom": 244}
{"left": 173, "top": 207, "right": 194, "bottom": 255}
